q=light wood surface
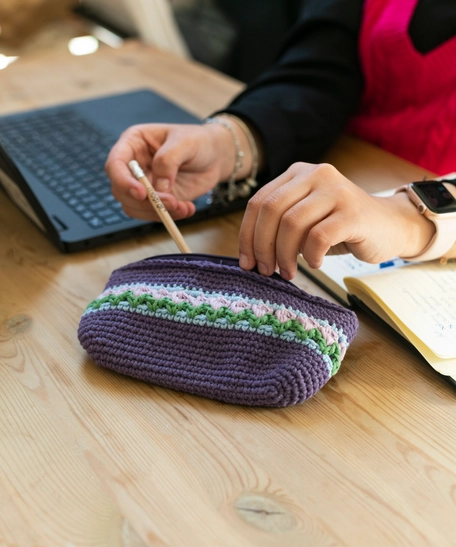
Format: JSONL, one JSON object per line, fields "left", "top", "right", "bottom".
{"left": 0, "top": 39, "right": 455, "bottom": 547}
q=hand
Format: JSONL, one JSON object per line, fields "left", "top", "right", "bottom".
{"left": 238, "top": 162, "right": 436, "bottom": 280}
{"left": 105, "top": 122, "right": 248, "bottom": 221}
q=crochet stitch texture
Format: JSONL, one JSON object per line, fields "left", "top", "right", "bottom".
{"left": 78, "top": 254, "right": 358, "bottom": 407}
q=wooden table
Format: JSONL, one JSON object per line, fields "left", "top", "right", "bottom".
{"left": 1, "top": 41, "right": 455, "bottom": 547}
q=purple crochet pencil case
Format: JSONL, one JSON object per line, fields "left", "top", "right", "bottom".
{"left": 78, "top": 254, "right": 358, "bottom": 407}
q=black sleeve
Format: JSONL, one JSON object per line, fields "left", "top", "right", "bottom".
{"left": 219, "top": 0, "right": 365, "bottom": 181}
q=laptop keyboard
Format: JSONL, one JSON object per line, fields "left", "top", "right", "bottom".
{"left": 0, "top": 109, "right": 128, "bottom": 229}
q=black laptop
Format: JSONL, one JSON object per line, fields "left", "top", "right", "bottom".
{"left": 0, "top": 89, "right": 248, "bottom": 252}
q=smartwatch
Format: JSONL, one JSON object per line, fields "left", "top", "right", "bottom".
{"left": 395, "top": 179, "right": 456, "bottom": 262}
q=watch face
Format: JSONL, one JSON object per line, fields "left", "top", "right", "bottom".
{"left": 411, "top": 180, "right": 456, "bottom": 214}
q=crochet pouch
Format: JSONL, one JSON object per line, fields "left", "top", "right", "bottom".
{"left": 78, "top": 254, "right": 358, "bottom": 407}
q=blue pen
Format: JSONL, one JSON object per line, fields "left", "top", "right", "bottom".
{"left": 379, "top": 258, "right": 407, "bottom": 269}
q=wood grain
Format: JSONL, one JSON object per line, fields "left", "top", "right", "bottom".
{"left": 0, "top": 32, "right": 455, "bottom": 547}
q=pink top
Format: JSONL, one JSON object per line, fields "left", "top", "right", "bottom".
{"left": 347, "top": 0, "right": 456, "bottom": 175}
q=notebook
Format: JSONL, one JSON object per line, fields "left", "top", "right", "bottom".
{"left": 297, "top": 253, "right": 456, "bottom": 386}
{"left": 0, "top": 89, "right": 248, "bottom": 252}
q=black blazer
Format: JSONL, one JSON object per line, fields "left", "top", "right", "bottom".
{"left": 221, "top": 0, "right": 456, "bottom": 181}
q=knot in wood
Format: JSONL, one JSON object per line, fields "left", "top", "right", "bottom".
{"left": 235, "top": 494, "right": 296, "bottom": 533}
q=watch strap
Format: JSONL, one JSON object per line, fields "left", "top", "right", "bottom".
{"left": 395, "top": 184, "right": 456, "bottom": 262}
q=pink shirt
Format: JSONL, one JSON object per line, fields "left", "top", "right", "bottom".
{"left": 347, "top": 0, "right": 456, "bottom": 175}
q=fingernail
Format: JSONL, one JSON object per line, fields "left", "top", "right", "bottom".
{"left": 280, "top": 269, "right": 292, "bottom": 280}
{"left": 155, "top": 177, "right": 169, "bottom": 191}
{"left": 257, "top": 262, "right": 269, "bottom": 276}
{"left": 129, "top": 188, "right": 139, "bottom": 200}
{"left": 239, "top": 253, "right": 250, "bottom": 269}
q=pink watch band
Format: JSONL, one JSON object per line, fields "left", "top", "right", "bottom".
{"left": 394, "top": 184, "right": 456, "bottom": 262}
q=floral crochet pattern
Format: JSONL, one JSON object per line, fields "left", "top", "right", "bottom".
{"left": 78, "top": 254, "right": 358, "bottom": 407}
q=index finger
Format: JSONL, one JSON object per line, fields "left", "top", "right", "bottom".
{"left": 238, "top": 162, "right": 317, "bottom": 272}
{"left": 105, "top": 126, "right": 158, "bottom": 201}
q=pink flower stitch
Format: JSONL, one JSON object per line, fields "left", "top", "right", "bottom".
{"left": 102, "top": 286, "right": 128, "bottom": 297}
{"left": 170, "top": 290, "right": 188, "bottom": 303}
{"left": 297, "top": 316, "right": 320, "bottom": 330}
{"left": 230, "top": 299, "right": 250, "bottom": 314}
{"left": 275, "top": 308, "right": 297, "bottom": 323}
{"left": 251, "top": 303, "right": 273, "bottom": 318}
{"left": 132, "top": 284, "right": 150, "bottom": 296}
{"left": 319, "top": 324, "right": 339, "bottom": 345}
{"left": 208, "top": 296, "right": 231, "bottom": 310}
{"left": 153, "top": 288, "right": 170, "bottom": 299}
{"left": 187, "top": 294, "right": 208, "bottom": 307}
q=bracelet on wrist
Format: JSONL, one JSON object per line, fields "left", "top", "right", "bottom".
{"left": 220, "top": 113, "right": 259, "bottom": 190}
{"left": 204, "top": 115, "right": 258, "bottom": 202}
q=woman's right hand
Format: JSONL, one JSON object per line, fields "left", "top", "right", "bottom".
{"left": 105, "top": 121, "right": 243, "bottom": 221}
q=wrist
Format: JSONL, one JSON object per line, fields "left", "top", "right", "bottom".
{"left": 204, "top": 116, "right": 254, "bottom": 182}
{"left": 203, "top": 122, "right": 237, "bottom": 182}
{"left": 387, "top": 192, "right": 436, "bottom": 258}
{"left": 215, "top": 115, "right": 256, "bottom": 181}
{"left": 204, "top": 114, "right": 261, "bottom": 202}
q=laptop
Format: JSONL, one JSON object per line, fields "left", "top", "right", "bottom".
{"left": 0, "top": 89, "right": 248, "bottom": 252}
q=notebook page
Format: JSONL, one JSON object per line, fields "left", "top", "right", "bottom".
{"left": 345, "top": 262, "right": 456, "bottom": 359}
{"left": 298, "top": 253, "right": 408, "bottom": 305}
{"left": 320, "top": 254, "right": 407, "bottom": 283}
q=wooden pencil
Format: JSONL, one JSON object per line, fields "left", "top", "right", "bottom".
{"left": 128, "top": 160, "right": 192, "bottom": 254}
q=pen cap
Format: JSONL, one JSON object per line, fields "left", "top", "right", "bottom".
{"left": 78, "top": 254, "right": 358, "bottom": 407}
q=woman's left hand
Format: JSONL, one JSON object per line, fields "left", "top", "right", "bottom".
{"left": 238, "top": 162, "right": 436, "bottom": 279}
